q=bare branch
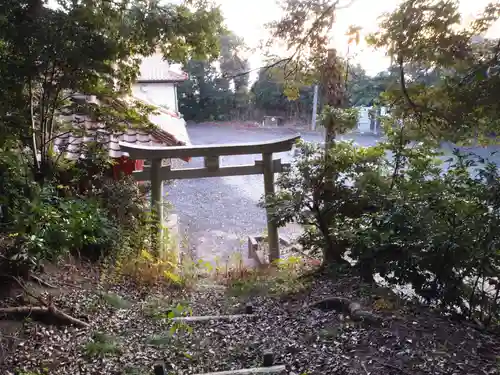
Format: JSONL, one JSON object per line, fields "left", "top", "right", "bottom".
{"left": 224, "top": 57, "right": 293, "bottom": 79}
{"left": 227, "top": 0, "right": 358, "bottom": 80}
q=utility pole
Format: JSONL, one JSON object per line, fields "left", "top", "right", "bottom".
{"left": 311, "top": 84, "right": 319, "bottom": 131}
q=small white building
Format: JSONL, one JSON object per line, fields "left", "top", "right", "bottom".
{"left": 132, "top": 53, "right": 191, "bottom": 146}
{"left": 132, "top": 53, "right": 187, "bottom": 113}
{"left": 355, "top": 106, "right": 388, "bottom": 134}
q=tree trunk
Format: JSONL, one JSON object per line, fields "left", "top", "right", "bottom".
{"left": 315, "top": 210, "right": 345, "bottom": 265}
{"left": 316, "top": 48, "right": 351, "bottom": 267}
{"left": 322, "top": 48, "right": 346, "bottom": 146}
{"left": 322, "top": 243, "right": 342, "bottom": 264}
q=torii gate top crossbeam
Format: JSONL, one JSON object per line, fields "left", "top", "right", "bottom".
{"left": 118, "top": 134, "right": 300, "bottom": 160}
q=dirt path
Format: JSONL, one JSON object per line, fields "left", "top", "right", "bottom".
{"left": 1, "top": 265, "right": 498, "bottom": 375}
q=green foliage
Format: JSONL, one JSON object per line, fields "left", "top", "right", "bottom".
{"left": 145, "top": 302, "right": 194, "bottom": 337}
{"left": 347, "top": 64, "right": 398, "bottom": 107}
{"left": 0, "top": 148, "right": 120, "bottom": 274}
{"left": 264, "top": 0, "right": 361, "bottom": 137}
{"left": 18, "top": 190, "right": 117, "bottom": 260}
{"left": 147, "top": 334, "right": 173, "bottom": 348}
{"left": 109, "top": 246, "right": 182, "bottom": 288}
{"left": 178, "top": 59, "right": 235, "bottom": 122}
{"left": 266, "top": 127, "right": 500, "bottom": 326}
{"left": 0, "top": 149, "right": 37, "bottom": 226}
{"left": 92, "top": 174, "right": 154, "bottom": 263}
{"left": 263, "top": 138, "right": 387, "bottom": 263}
{"left": 352, "top": 136, "right": 500, "bottom": 323}
{"left": 227, "top": 256, "right": 308, "bottom": 297}
{"left": 367, "top": 0, "right": 500, "bottom": 144}
{"left": 0, "top": 0, "right": 224, "bottom": 177}
{"left": 320, "top": 106, "right": 359, "bottom": 134}
{"left": 251, "top": 62, "right": 315, "bottom": 122}
{"left": 0, "top": 142, "right": 168, "bottom": 281}
{"left": 84, "top": 332, "right": 121, "bottom": 358}
{"left": 8, "top": 190, "right": 117, "bottom": 268}
{"left": 177, "top": 31, "right": 251, "bottom": 122}
{"left": 266, "top": 0, "right": 352, "bottom": 84}
{"left": 178, "top": 55, "right": 318, "bottom": 124}
{"left": 0, "top": 0, "right": 225, "bottom": 282}
{"left": 100, "top": 292, "right": 132, "bottom": 310}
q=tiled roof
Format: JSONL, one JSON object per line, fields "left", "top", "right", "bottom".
{"left": 54, "top": 96, "right": 191, "bottom": 161}
{"left": 134, "top": 96, "right": 191, "bottom": 146}
{"left": 137, "top": 53, "right": 188, "bottom": 82}
{"left": 53, "top": 116, "right": 185, "bottom": 160}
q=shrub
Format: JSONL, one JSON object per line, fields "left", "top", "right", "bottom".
{"left": 265, "top": 129, "right": 500, "bottom": 326}
{"left": 93, "top": 175, "right": 152, "bottom": 258}
{"left": 2, "top": 182, "right": 119, "bottom": 274}
{"left": 83, "top": 332, "right": 122, "bottom": 358}
{"left": 262, "top": 139, "right": 388, "bottom": 264}
{"left": 0, "top": 148, "right": 38, "bottom": 226}
{"left": 227, "top": 256, "right": 308, "bottom": 297}
{"left": 352, "top": 148, "right": 500, "bottom": 325}
{"left": 113, "top": 249, "right": 181, "bottom": 287}
{"left": 0, "top": 146, "right": 137, "bottom": 277}
{"left": 0, "top": 139, "right": 183, "bottom": 290}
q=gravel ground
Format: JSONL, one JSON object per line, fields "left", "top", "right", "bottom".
{"left": 166, "top": 124, "right": 380, "bottom": 266}
{"left": 167, "top": 123, "right": 500, "bottom": 268}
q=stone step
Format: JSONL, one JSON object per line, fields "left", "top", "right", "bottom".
{"left": 192, "top": 365, "right": 287, "bottom": 375}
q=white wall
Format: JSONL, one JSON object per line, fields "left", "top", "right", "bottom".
{"left": 130, "top": 82, "right": 191, "bottom": 146}
{"left": 131, "top": 82, "right": 178, "bottom": 112}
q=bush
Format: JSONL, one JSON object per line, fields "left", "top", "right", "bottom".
{"left": 112, "top": 249, "right": 181, "bottom": 287}
{"left": 0, "top": 146, "right": 151, "bottom": 278}
{"left": 352, "top": 148, "right": 500, "bottom": 325}
{"left": 2, "top": 183, "right": 119, "bottom": 275}
{"left": 262, "top": 139, "right": 388, "bottom": 264}
{"left": 93, "top": 176, "right": 152, "bottom": 256}
{"left": 0, "top": 148, "right": 38, "bottom": 226}
{"left": 265, "top": 130, "right": 500, "bottom": 326}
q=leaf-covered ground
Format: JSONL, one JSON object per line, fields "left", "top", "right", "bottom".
{"left": 0, "top": 265, "right": 499, "bottom": 375}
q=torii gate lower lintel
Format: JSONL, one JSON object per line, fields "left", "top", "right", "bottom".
{"left": 119, "top": 134, "right": 301, "bottom": 263}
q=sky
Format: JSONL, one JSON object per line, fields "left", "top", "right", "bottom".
{"left": 215, "top": 0, "right": 500, "bottom": 78}
{"left": 47, "top": 0, "right": 500, "bottom": 77}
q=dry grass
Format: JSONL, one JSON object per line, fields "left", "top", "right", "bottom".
{"left": 223, "top": 256, "right": 312, "bottom": 297}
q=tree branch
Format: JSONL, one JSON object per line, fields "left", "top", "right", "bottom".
{"left": 0, "top": 306, "right": 89, "bottom": 328}
{"left": 459, "top": 38, "right": 500, "bottom": 86}
{"left": 397, "top": 56, "right": 441, "bottom": 139}
{"left": 3, "top": 277, "right": 89, "bottom": 328}
{"left": 226, "top": 57, "right": 293, "bottom": 79}
{"left": 28, "top": 77, "right": 40, "bottom": 172}
{"left": 398, "top": 55, "right": 418, "bottom": 111}
{"left": 227, "top": 0, "right": 357, "bottom": 80}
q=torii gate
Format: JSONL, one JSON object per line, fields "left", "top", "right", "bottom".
{"left": 119, "top": 133, "right": 300, "bottom": 263}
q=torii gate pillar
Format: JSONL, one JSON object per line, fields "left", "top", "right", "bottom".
{"left": 120, "top": 134, "right": 300, "bottom": 263}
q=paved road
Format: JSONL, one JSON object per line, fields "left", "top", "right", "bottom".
{"left": 166, "top": 124, "right": 500, "bottom": 265}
